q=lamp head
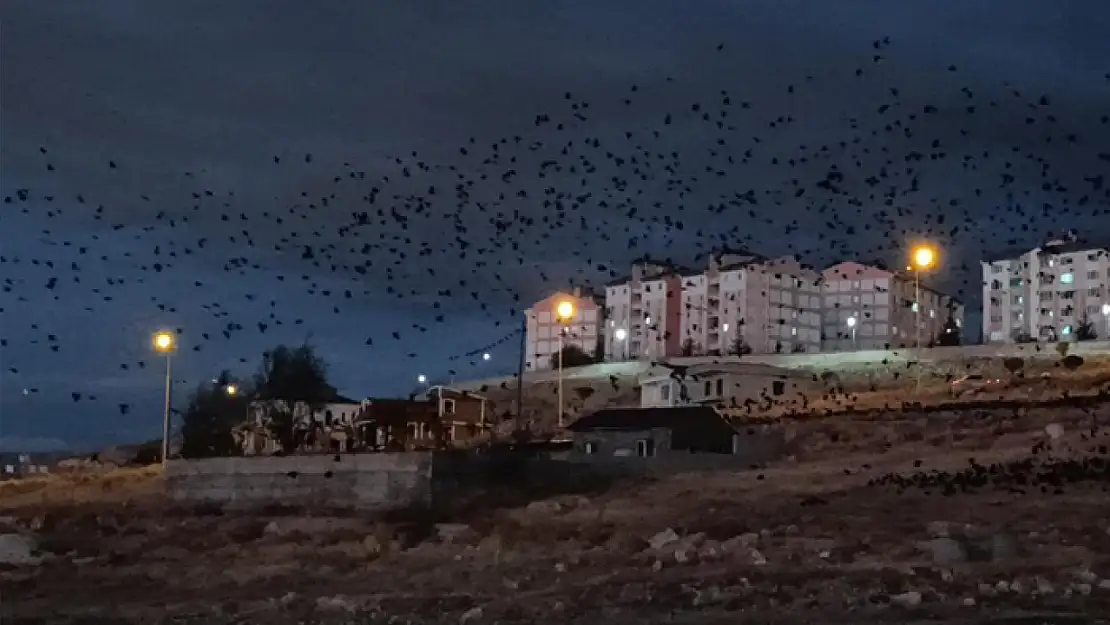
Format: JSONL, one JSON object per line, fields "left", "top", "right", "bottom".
{"left": 152, "top": 331, "right": 175, "bottom": 352}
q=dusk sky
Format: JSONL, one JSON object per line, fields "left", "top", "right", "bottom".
{"left": 2, "top": 0, "right": 1109, "bottom": 451}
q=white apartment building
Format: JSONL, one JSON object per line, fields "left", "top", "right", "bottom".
{"left": 603, "top": 259, "right": 685, "bottom": 361}
{"left": 982, "top": 234, "right": 1110, "bottom": 343}
{"left": 822, "top": 261, "right": 965, "bottom": 350}
{"left": 524, "top": 288, "right": 603, "bottom": 371}
{"left": 679, "top": 250, "right": 823, "bottom": 355}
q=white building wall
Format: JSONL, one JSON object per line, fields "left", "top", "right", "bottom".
{"left": 604, "top": 284, "right": 633, "bottom": 361}
{"left": 983, "top": 243, "right": 1110, "bottom": 343}
{"left": 680, "top": 274, "right": 709, "bottom": 354}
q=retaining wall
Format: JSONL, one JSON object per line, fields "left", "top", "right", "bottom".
{"left": 165, "top": 453, "right": 433, "bottom": 511}
{"left": 456, "top": 341, "right": 1110, "bottom": 389}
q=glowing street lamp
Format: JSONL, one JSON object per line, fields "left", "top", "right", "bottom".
{"left": 152, "top": 331, "right": 177, "bottom": 468}
{"left": 910, "top": 244, "right": 938, "bottom": 393}
{"left": 1102, "top": 303, "right": 1110, "bottom": 338}
{"left": 224, "top": 384, "right": 239, "bottom": 397}
{"left": 614, "top": 328, "right": 628, "bottom": 341}
{"left": 553, "top": 299, "right": 577, "bottom": 428}
{"left": 417, "top": 374, "right": 427, "bottom": 384}
{"left": 846, "top": 316, "right": 858, "bottom": 349}
{"left": 482, "top": 352, "right": 491, "bottom": 361}
{"left": 909, "top": 245, "right": 937, "bottom": 349}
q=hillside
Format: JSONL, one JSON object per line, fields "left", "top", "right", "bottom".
{"left": 3, "top": 395, "right": 1110, "bottom": 624}
{"left": 470, "top": 351, "right": 1110, "bottom": 434}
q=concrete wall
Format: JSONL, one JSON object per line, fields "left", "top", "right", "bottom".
{"left": 165, "top": 453, "right": 433, "bottom": 511}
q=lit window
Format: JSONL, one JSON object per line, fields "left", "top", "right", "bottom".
{"left": 911, "top": 302, "right": 920, "bottom": 313}
{"left": 929, "top": 309, "right": 936, "bottom": 318}
{"left": 1062, "top": 325, "right": 1073, "bottom": 335}
{"left": 1060, "top": 273, "right": 1074, "bottom": 284}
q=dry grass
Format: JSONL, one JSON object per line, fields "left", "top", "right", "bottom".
{"left": 0, "top": 465, "right": 162, "bottom": 512}
{"left": 4, "top": 375, "right": 1110, "bottom": 624}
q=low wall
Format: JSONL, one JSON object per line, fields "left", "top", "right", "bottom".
{"left": 456, "top": 341, "right": 1110, "bottom": 390}
{"left": 165, "top": 453, "right": 433, "bottom": 511}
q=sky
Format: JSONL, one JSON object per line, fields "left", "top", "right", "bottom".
{"left": 2, "top": 0, "right": 1109, "bottom": 451}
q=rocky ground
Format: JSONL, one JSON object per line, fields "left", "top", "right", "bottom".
{"left": 4, "top": 397, "right": 1110, "bottom": 624}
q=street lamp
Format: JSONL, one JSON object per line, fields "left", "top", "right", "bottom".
{"left": 910, "top": 245, "right": 936, "bottom": 350}
{"left": 152, "top": 331, "right": 176, "bottom": 468}
{"left": 1102, "top": 303, "right": 1110, "bottom": 339}
{"left": 482, "top": 352, "right": 491, "bottom": 361}
{"left": 614, "top": 328, "right": 628, "bottom": 341}
{"left": 846, "top": 316, "right": 858, "bottom": 349}
{"left": 417, "top": 374, "right": 427, "bottom": 384}
{"left": 910, "top": 245, "right": 937, "bottom": 393}
{"left": 224, "top": 384, "right": 239, "bottom": 396}
{"left": 554, "top": 299, "right": 577, "bottom": 428}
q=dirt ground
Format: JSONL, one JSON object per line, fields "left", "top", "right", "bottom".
{"left": 4, "top": 389, "right": 1110, "bottom": 623}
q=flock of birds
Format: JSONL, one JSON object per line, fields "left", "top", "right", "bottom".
{"left": 869, "top": 428, "right": 1110, "bottom": 496}
{"left": 3, "top": 36, "right": 1110, "bottom": 424}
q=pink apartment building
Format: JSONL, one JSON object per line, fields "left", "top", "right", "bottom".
{"left": 524, "top": 288, "right": 603, "bottom": 371}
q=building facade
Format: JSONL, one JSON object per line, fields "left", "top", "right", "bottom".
{"left": 637, "top": 362, "right": 819, "bottom": 412}
{"left": 821, "top": 261, "right": 964, "bottom": 350}
{"left": 603, "top": 260, "right": 684, "bottom": 362}
{"left": 981, "top": 234, "right": 1110, "bottom": 343}
{"left": 678, "top": 251, "right": 822, "bottom": 356}
{"left": 524, "top": 288, "right": 603, "bottom": 371}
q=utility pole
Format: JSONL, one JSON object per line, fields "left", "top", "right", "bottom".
{"left": 515, "top": 314, "right": 526, "bottom": 436}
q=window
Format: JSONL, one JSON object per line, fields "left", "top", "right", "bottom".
{"left": 715, "top": 378, "right": 723, "bottom": 397}
{"left": 660, "top": 384, "right": 670, "bottom": 401}
{"left": 704, "top": 380, "right": 712, "bottom": 396}
{"left": 1062, "top": 325, "right": 1073, "bottom": 336}
{"left": 443, "top": 399, "right": 456, "bottom": 415}
{"left": 1060, "top": 273, "right": 1074, "bottom": 284}
{"left": 636, "top": 439, "right": 656, "bottom": 457}
{"left": 584, "top": 441, "right": 598, "bottom": 455}
{"left": 772, "top": 381, "right": 785, "bottom": 396}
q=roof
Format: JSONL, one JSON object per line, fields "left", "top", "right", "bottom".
{"left": 566, "top": 406, "right": 734, "bottom": 433}
{"left": 638, "top": 361, "right": 806, "bottom": 384}
{"left": 982, "top": 241, "right": 1110, "bottom": 263}
{"left": 425, "top": 385, "right": 487, "bottom": 401}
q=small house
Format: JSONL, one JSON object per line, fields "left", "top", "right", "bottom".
{"left": 420, "top": 385, "right": 490, "bottom": 444}
{"left": 638, "top": 362, "right": 815, "bottom": 412}
{"left": 566, "top": 406, "right": 746, "bottom": 458}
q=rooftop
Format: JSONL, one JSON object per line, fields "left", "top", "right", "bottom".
{"left": 566, "top": 405, "right": 733, "bottom": 433}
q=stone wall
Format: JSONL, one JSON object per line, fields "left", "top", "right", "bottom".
{"left": 165, "top": 453, "right": 433, "bottom": 511}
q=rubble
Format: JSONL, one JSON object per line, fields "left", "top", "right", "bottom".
{"left": 0, "top": 533, "right": 40, "bottom": 565}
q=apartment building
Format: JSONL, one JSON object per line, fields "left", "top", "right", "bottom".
{"left": 821, "top": 261, "right": 964, "bottom": 350}
{"left": 524, "top": 288, "right": 603, "bottom": 371}
{"left": 679, "top": 250, "right": 823, "bottom": 355}
{"left": 981, "top": 234, "right": 1110, "bottom": 343}
{"left": 603, "top": 259, "right": 684, "bottom": 361}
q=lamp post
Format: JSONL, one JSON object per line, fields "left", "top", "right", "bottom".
{"left": 152, "top": 331, "right": 176, "bottom": 468}
{"left": 846, "top": 316, "right": 858, "bottom": 349}
{"left": 554, "top": 299, "right": 576, "bottom": 428}
{"left": 910, "top": 245, "right": 936, "bottom": 393}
